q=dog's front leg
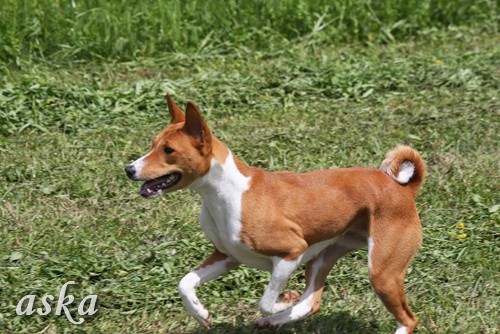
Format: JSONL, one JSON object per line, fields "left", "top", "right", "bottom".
{"left": 256, "top": 256, "right": 302, "bottom": 327}
{"left": 255, "top": 243, "right": 358, "bottom": 328}
{"left": 179, "top": 249, "right": 239, "bottom": 328}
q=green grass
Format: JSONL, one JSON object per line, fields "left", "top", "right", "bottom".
{"left": 0, "top": 8, "right": 499, "bottom": 334}
{"left": 0, "top": 0, "right": 497, "bottom": 63}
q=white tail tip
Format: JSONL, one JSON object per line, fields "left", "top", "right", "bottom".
{"left": 382, "top": 160, "right": 415, "bottom": 184}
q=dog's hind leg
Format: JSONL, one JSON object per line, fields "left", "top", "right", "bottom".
{"left": 368, "top": 219, "right": 422, "bottom": 334}
{"left": 178, "top": 249, "right": 239, "bottom": 328}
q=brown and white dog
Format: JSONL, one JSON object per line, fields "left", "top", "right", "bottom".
{"left": 125, "top": 94, "right": 426, "bottom": 333}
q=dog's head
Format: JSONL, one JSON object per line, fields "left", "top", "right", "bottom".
{"left": 125, "top": 94, "right": 213, "bottom": 198}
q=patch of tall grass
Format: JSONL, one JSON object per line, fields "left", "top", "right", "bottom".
{"left": 0, "top": 0, "right": 497, "bottom": 63}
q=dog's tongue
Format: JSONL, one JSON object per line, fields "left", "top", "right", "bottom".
{"left": 140, "top": 180, "right": 159, "bottom": 197}
{"left": 139, "top": 173, "right": 181, "bottom": 198}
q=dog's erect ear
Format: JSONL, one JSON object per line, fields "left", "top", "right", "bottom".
{"left": 183, "top": 101, "right": 212, "bottom": 154}
{"left": 166, "top": 93, "right": 185, "bottom": 124}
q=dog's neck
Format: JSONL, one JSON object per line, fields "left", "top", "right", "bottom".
{"left": 189, "top": 138, "right": 252, "bottom": 204}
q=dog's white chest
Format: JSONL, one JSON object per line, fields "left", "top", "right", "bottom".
{"left": 199, "top": 204, "right": 272, "bottom": 271}
{"left": 190, "top": 154, "right": 273, "bottom": 271}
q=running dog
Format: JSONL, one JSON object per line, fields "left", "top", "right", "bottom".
{"left": 125, "top": 94, "right": 426, "bottom": 333}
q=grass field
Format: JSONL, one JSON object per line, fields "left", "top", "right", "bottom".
{"left": 1, "top": 0, "right": 496, "bottom": 62}
{"left": 1, "top": 1, "right": 499, "bottom": 333}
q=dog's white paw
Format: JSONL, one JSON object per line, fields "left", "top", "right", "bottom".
{"left": 254, "top": 315, "right": 281, "bottom": 329}
{"left": 260, "top": 290, "right": 300, "bottom": 315}
{"left": 194, "top": 312, "right": 211, "bottom": 329}
{"left": 273, "top": 290, "right": 300, "bottom": 312}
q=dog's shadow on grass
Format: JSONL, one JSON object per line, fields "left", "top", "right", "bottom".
{"left": 189, "top": 311, "right": 379, "bottom": 334}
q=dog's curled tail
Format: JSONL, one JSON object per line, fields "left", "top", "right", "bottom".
{"left": 380, "top": 145, "right": 427, "bottom": 197}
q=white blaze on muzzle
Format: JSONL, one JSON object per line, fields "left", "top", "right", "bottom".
{"left": 129, "top": 151, "right": 152, "bottom": 180}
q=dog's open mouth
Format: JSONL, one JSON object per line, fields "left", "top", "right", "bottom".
{"left": 140, "top": 172, "right": 181, "bottom": 198}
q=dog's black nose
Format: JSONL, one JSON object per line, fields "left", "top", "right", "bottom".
{"left": 125, "top": 164, "right": 136, "bottom": 179}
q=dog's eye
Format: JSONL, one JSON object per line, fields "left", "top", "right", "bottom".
{"left": 164, "top": 147, "right": 175, "bottom": 154}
